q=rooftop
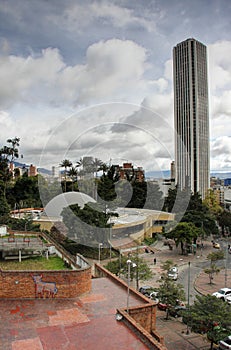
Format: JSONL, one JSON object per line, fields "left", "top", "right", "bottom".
{"left": 0, "top": 277, "right": 151, "bottom": 350}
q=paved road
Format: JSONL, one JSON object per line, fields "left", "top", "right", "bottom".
{"left": 139, "top": 236, "right": 231, "bottom": 297}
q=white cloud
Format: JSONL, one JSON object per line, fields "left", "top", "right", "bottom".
{"left": 210, "top": 136, "right": 231, "bottom": 170}
{"left": 0, "top": 8, "right": 230, "bottom": 173}
{"left": 0, "top": 47, "right": 65, "bottom": 108}
{"left": 0, "top": 39, "right": 148, "bottom": 108}
{"left": 208, "top": 40, "right": 231, "bottom": 91}
{"left": 59, "top": 2, "right": 155, "bottom": 33}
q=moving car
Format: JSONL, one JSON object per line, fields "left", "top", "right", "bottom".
{"left": 212, "top": 288, "right": 231, "bottom": 301}
{"left": 167, "top": 266, "right": 178, "bottom": 280}
{"left": 218, "top": 335, "right": 231, "bottom": 350}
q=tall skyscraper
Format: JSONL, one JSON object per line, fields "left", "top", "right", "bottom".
{"left": 173, "top": 38, "right": 209, "bottom": 199}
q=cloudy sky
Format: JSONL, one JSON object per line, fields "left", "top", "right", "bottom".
{"left": 0, "top": 0, "right": 230, "bottom": 174}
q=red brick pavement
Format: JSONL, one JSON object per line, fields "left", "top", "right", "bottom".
{"left": 0, "top": 278, "right": 150, "bottom": 350}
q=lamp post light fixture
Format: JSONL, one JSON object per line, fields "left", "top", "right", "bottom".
{"left": 98, "top": 243, "right": 103, "bottom": 264}
{"left": 126, "top": 259, "right": 137, "bottom": 313}
{"left": 109, "top": 217, "right": 112, "bottom": 262}
{"left": 186, "top": 261, "right": 191, "bottom": 335}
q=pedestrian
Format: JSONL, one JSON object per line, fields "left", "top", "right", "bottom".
{"left": 153, "top": 258, "right": 156, "bottom": 265}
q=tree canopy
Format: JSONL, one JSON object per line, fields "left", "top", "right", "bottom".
{"left": 186, "top": 295, "right": 231, "bottom": 349}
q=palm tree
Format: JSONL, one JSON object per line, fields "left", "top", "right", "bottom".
{"left": 68, "top": 166, "right": 78, "bottom": 191}
{"left": 92, "top": 158, "right": 103, "bottom": 178}
{"left": 99, "top": 162, "right": 108, "bottom": 176}
{"left": 59, "top": 159, "right": 72, "bottom": 192}
{"left": 91, "top": 158, "right": 103, "bottom": 200}
{"left": 7, "top": 137, "right": 20, "bottom": 162}
{"left": 76, "top": 157, "right": 95, "bottom": 179}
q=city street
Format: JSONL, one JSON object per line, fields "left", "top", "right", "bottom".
{"left": 139, "top": 235, "right": 231, "bottom": 296}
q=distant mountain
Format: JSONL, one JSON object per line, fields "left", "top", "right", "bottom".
{"left": 12, "top": 161, "right": 52, "bottom": 175}
{"left": 146, "top": 170, "right": 231, "bottom": 180}
{"left": 145, "top": 170, "right": 171, "bottom": 179}
{"left": 37, "top": 167, "right": 52, "bottom": 175}
{"left": 210, "top": 172, "right": 231, "bottom": 179}
{"left": 12, "top": 161, "right": 231, "bottom": 180}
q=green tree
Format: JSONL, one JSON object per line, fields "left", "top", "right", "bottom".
{"left": 97, "top": 173, "right": 117, "bottom": 209}
{"left": 164, "top": 187, "right": 177, "bottom": 212}
{"left": 8, "top": 174, "right": 42, "bottom": 208}
{"left": 76, "top": 157, "right": 94, "bottom": 177}
{"left": 68, "top": 166, "right": 78, "bottom": 191}
{"left": 163, "top": 186, "right": 191, "bottom": 221}
{"left": 127, "top": 182, "right": 147, "bottom": 208}
{"left": 156, "top": 261, "right": 185, "bottom": 320}
{"left": 98, "top": 162, "right": 109, "bottom": 175}
{"left": 203, "top": 189, "right": 223, "bottom": 216}
{"left": 38, "top": 176, "right": 62, "bottom": 206}
{"left": 186, "top": 295, "right": 231, "bottom": 349}
{"left": 204, "top": 251, "right": 224, "bottom": 285}
{"left": 62, "top": 202, "right": 117, "bottom": 246}
{"left": 0, "top": 194, "right": 10, "bottom": 223}
{"left": 181, "top": 191, "right": 219, "bottom": 238}
{"left": 105, "top": 253, "right": 153, "bottom": 288}
{"left": 6, "top": 137, "right": 20, "bottom": 162}
{"left": 217, "top": 210, "right": 231, "bottom": 235}
{"left": 8, "top": 214, "right": 41, "bottom": 232}
{"left": 92, "top": 158, "right": 103, "bottom": 178}
{"left": 59, "top": 159, "right": 72, "bottom": 192}
{"left": 165, "top": 222, "right": 200, "bottom": 255}
{"left": 0, "top": 137, "right": 21, "bottom": 198}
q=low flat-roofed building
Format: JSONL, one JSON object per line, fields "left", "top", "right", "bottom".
{"left": 111, "top": 208, "right": 175, "bottom": 248}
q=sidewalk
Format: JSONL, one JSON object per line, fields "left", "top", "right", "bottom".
{"left": 140, "top": 238, "right": 231, "bottom": 350}
{"left": 139, "top": 238, "right": 229, "bottom": 289}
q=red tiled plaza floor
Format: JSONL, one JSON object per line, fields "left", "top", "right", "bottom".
{"left": 0, "top": 278, "right": 149, "bottom": 350}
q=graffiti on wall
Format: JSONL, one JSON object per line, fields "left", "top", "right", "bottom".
{"left": 32, "top": 274, "right": 58, "bottom": 298}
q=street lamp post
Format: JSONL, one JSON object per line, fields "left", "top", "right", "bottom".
{"left": 98, "top": 243, "right": 103, "bottom": 264}
{"left": 126, "top": 259, "right": 136, "bottom": 313}
{"left": 109, "top": 218, "right": 112, "bottom": 262}
{"left": 186, "top": 261, "right": 191, "bottom": 335}
{"left": 119, "top": 249, "right": 122, "bottom": 277}
{"left": 225, "top": 235, "right": 228, "bottom": 287}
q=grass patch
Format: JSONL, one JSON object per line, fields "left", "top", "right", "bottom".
{"left": 0, "top": 256, "right": 72, "bottom": 271}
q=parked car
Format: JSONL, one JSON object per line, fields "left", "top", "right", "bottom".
{"left": 157, "top": 301, "right": 168, "bottom": 311}
{"left": 225, "top": 294, "right": 231, "bottom": 304}
{"left": 218, "top": 335, "right": 231, "bottom": 350}
{"left": 169, "top": 305, "right": 186, "bottom": 318}
{"left": 212, "top": 288, "right": 231, "bottom": 301}
{"left": 168, "top": 266, "right": 178, "bottom": 280}
{"left": 139, "top": 286, "right": 156, "bottom": 298}
{"left": 213, "top": 242, "right": 220, "bottom": 249}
